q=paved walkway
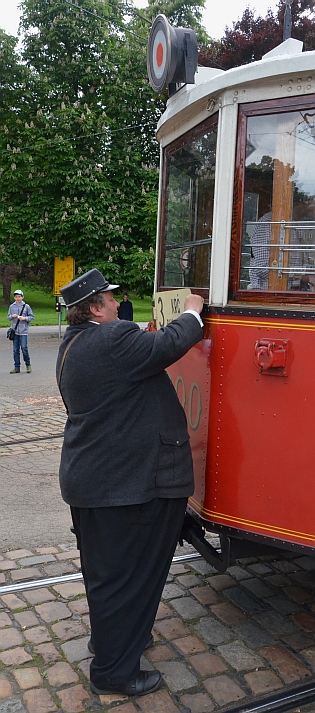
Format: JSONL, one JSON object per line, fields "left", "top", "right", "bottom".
{"left": 1, "top": 545, "right": 315, "bottom": 713}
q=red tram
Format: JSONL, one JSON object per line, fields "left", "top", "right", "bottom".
{"left": 147, "top": 17, "right": 315, "bottom": 571}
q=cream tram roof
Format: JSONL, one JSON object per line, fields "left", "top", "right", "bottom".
{"left": 156, "top": 39, "right": 315, "bottom": 146}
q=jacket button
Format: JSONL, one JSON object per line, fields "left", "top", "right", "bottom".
{"left": 176, "top": 440, "right": 180, "bottom": 445}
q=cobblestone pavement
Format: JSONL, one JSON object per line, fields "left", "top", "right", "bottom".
{"left": 0, "top": 397, "right": 65, "bottom": 452}
{"left": 0, "top": 396, "right": 71, "bottom": 550}
{"left": 1, "top": 545, "right": 315, "bottom": 713}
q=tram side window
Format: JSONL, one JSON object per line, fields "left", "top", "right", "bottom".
{"left": 162, "top": 117, "right": 218, "bottom": 289}
{"left": 239, "top": 108, "right": 315, "bottom": 293}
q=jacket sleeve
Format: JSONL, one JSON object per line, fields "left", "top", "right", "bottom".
{"left": 108, "top": 313, "right": 203, "bottom": 381}
{"left": 25, "top": 305, "right": 35, "bottom": 322}
{"left": 7, "top": 306, "right": 13, "bottom": 322}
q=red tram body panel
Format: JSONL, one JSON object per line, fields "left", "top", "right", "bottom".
{"left": 168, "top": 310, "right": 315, "bottom": 554}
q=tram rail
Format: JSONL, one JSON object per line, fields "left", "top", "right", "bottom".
{"left": 221, "top": 682, "right": 315, "bottom": 713}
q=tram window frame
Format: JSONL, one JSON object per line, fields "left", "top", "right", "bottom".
{"left": 157, "top": 113, "right": 219, "bottom": 299}
{"left": 230, "top": 94, "right": 315, "bottom": 304}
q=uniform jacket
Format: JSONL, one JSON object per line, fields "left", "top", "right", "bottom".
{"left": 7, "top": 301, "right": 34, "bottom": 335}
{"left": 118, "top": 300, "right": 133, "bottom": 321}
{"left": 56, "top": 314, "right": 203, "bottom": 508}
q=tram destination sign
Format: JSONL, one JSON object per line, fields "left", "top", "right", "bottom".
{"left": 153, "top": 288, "right": 191, "bottom": 329}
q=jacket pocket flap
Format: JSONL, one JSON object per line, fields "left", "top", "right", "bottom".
{"left": 159, "top": 432, "right": 190, "bottom": 446}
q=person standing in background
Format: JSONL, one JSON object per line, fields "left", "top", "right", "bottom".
{"left": 118, "top": 291, "right": 133, "bottom": 321}
{"left": 7, "top": 289, "right": 34, "bottom": 373}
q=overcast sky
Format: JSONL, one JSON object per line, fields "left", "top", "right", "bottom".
{"left": 1, "top": 1, "right": 280, "bottom": 41}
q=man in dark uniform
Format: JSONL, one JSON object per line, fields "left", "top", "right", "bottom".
{"left": 56, "top": 268, "right": 203, "bottom": 698}
{"left": 118, "top": 291, "right": 133, "bottom": 320}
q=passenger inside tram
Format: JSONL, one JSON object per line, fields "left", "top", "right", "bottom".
{"left": 247, "top": 198, "right": 315, "bottom": 291}
{"left": 241, "top": 107, "right": 315, "bottom": 293}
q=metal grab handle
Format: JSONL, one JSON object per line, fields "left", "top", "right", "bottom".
{"left": 255, "top": 342, "right": 274, "bottom": 370}
{"left": 254, "top": 339, "right": 290, "bottom": 376}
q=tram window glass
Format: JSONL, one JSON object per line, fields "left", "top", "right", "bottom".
{"left": 161, "top": 117, "right": 217, "bottom": 289}
{"left": 238, "top": 105, "right": 315, "bottom": 295}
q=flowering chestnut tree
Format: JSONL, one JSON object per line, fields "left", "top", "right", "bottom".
{"left": 0, "top": 0, "right": 207, "bottom": 296}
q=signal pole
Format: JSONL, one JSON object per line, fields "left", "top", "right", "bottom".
{"left": 283, "top": 0, "right": 293, "bottom": 40}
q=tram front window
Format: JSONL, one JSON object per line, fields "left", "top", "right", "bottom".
{"left": 162, "top": 117, "right": 218, "bottom": 289}
{"left": 239, "top": 106, "right": 315, "bottom": 293}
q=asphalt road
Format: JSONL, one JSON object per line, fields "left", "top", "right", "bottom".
{"left": 0, "top": 323, "right": 147, "bottom": 550}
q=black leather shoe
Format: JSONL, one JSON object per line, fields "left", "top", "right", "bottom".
{"left": 88, "top": 633, "right": 154, "bottom": 656}
{"left": 90, "top": 669, "right": 162, "bottom": 697}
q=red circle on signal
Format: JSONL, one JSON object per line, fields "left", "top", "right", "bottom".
{"left": 156, "top": 43, "right": 164, "bottom": 68}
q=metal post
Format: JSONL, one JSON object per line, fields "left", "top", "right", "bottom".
{"left": 58, "top": 309, "right": 62, "bottom": 339}
{"left": 283, "top": 0, "right": 293, "bottom": 41}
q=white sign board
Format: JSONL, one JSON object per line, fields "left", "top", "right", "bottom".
{"left": 153, "top": 289, "right": 191, "bottom": 330}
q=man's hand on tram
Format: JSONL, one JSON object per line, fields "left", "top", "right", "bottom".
{"left": 184, "top": 294, "right": 204, "bottom": 315}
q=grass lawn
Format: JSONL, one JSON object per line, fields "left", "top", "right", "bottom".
{"left": 0, "top": 284, "right": 153, "bottom": 327}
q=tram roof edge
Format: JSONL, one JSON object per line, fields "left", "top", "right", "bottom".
{"left": 156, "top": 43, "right": 315, "bottom": 142}
{"left": 262, "top": 37, "right": 303, "bottom": 59}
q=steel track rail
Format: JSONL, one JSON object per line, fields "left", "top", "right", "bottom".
{"left": 0, "top": 552, "right": 202, "bottom": 595}
{"left": 219, "top": 680, "right": 315, "bottom": 713}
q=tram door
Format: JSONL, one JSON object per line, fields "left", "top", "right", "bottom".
{"left": 156, "top": 115, "right": 218, "bottom": 511}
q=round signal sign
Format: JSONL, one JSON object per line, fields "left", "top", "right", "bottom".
{"left": 147, "top": 15, "right": 174, "bottom": 93}
{"left": 180, "top": 249, "right": 189, "bottom": 270}
{"left": 152, "top": 30, "right": 167, "bottom": 80}
{"left": 147, "top": 14, "right": 198, "bottom": 94}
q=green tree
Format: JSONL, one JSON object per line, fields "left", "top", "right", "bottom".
{"left": 0, "top": 0, "right": 208, "bottom": 299}
{"left": 199, "top": 1, "right": 315, "bottom": 71}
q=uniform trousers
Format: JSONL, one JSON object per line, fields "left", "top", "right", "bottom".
{"left": 70, "top": 497, "right": 187, "bottom": 688}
